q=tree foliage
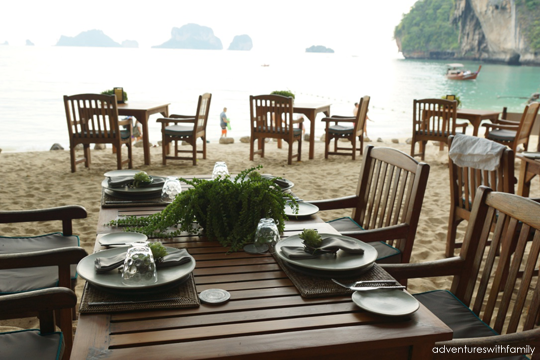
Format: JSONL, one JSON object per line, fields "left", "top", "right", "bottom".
{"left": 394, "top": 0, "right": 459, "bottom": 52}
{"left": 516, "top": 0, "right": 540, "bottom": 51}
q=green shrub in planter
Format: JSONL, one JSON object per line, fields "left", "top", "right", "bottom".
{"left": 109, "top": 166, "right": 298, "bottom": 252}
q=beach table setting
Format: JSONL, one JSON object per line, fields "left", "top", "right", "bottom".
{"left": 72, "top": 164, "right": 452, "bottom": 359}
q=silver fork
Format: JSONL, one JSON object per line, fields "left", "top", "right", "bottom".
{"left": 331, "top": 278, "right": 405, "bottom": 290}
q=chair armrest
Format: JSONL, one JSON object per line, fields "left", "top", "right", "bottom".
{"left": 482, "top": 123, "right": 519, "bottom": 131}
{"left": 0, "top": 205, "right": 87, "bottom": 224}
{"left": 292, "top": 118, "right": 304, "bottom": 124}
{"left": 496, "top": 118, "right": 521, "bottom": 125}
{"left": 0, "top": 247, "right": 88, "bottom": 270}
{"left": 381, "top": 256, "right": 464, "bottom": 279}
{"left": 434, "top": 328, "right": 540, "bottom": 360}
{"left": 118, "top": 118, "right": 132, "bottom": 126}
{"left": 308, "top": 195, "right": 359, "bottom": 211}
{"left": 156, "top": 117, "right": 196, "bottom": 124}
{"left": 339, "top": 224, "right": 410, "bottom": 242}
{"left": 0, "top": 288, "right": 77, "bottom": 322}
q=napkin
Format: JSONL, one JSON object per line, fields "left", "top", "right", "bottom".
{"left": 107, "top": 176, "right": 166, "bottom": 189}
{"left": 94, "top": 248, "right": 192, "bottom": 273}
{"left": 448, "top": 134, "right": 506, "bottom": 171}
{"left": 281, "top": 236, "right": 365, "bottom": 259}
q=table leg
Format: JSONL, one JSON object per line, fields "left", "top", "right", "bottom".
{"left": 471, "top": 116, "right": 480, "bottom": 137}
{"left": 518, "top": 160, "right": 533, "bottom": 197}
{"left": 139, "top": 112, "right": 151, "bottom": 165}
{"left": 308, "top": 110, "right": 316, "bottom": 159}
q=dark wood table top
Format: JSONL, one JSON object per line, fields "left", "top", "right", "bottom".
{"left": 74, "top": 200, "right": 452, "bottom": 359}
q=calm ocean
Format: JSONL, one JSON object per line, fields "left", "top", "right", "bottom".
{"left": 1, "top": 46, "right": 539, "bottom": 152}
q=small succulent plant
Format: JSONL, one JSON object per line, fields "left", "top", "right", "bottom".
{"left": 299, "top": 229, "right": 322, "bottom": 248}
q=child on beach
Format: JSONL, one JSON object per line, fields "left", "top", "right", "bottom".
{"left": 353, "top": 102, "right": 372, "bottom": 137}
{"left": 220, "top": 107, "right": 230, "bottom": 137}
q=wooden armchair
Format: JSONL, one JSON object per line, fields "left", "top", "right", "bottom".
{"left": 249, "top": 94, "right": 303, "bottom": 165}
{"left": 483, "top": 102, "right": 540, "bottom": 153}
{"left": 64, "top": 93, "right": 133, "bottom": 172}
{"left": 410, "top": 98, "right": 465, "bottom": 160}
{"left": 0, "top": 248, "right": 87, "bottom": 360}
{"left": 446, "top": 135, "right": 516, "bottom": 257}
{"left": 383, "top": 187, "right": 540, "bottom": 359}
{"left": 308, "top": 145, "right": 430, "bottom": 263}
{"left": 321, "top": 95, "right": 370, "bottom": 159}
{"left": 157, "top": 93, "right": 212, "bottom": 166}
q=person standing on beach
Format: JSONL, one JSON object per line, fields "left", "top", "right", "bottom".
{"left": 220, "top": 107, "right": 230, "bottom": 137}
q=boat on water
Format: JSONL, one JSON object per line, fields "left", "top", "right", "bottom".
{"left": 446, "top": 63, "right": 482, "bottom": 80}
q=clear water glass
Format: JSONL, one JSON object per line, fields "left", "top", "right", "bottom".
{"left": 254, "top": 218, "right": 280, "bottom": 253}
{"left": 212, "top": 161, "right": 229, "bottom": 180}
{"left": 122, "top": 242, "right": 158, "bottom": 286}
{"left": 161, "top": 176, "right": 182, "bottom": 202}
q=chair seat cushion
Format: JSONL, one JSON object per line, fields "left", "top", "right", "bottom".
{"left": 414, "top": 130, "right": 450, "bottom": 136}
{"left": 0, "top": 233, "right": 79, "bottom": 294}
{"left": 414, "top": 290, "right": 527, "bottom": 360}
{"left": 487, "top": 129, "right": 517, "bottom": 142}
{"left": 326, "top": 217, "right": 401, "bottom": 262}
{"left": 328, "top": 125, "right": 354, "bottom": 135}
{"left": 75, "top": 130, "right": 131, "bottom": 140}
{"left": 164, "top": 124, "right": 195, "bottom": 137}
{"left": 255, "top": 127, "right": 302, "bottom": 136}
{"left": 0, "top": 329, "right": 64, "bottom": 360}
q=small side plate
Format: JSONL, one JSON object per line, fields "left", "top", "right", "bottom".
{"left": 199, "top": 289, "right": 231, "bottom": 304}
{"left": 352, "top": 289, "right": 419, "bottom": 316}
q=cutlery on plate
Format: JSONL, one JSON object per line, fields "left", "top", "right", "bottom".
{"left": 349, "top": 285, "right": 406, "bottom": 291}
{"left": 331, "top": 278, "right": 402, "bottom": 289}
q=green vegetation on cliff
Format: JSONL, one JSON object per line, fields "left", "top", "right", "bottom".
{"left": 394, "top": 0, "right": 459, "bottom": 53}
{"left": 516, "top": 0, "right": 540, "bottom": 51}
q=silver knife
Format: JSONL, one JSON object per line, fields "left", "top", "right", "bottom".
{"left": 88, "top": 297, "right": 179, "bottom": 306}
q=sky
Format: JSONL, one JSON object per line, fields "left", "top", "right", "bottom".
{"left": 0, "top": 0, "right": 418, "bottom": 56}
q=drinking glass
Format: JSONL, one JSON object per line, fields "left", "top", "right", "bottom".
{"left": 212, "top": 161, "right": 229, "bottom": 180}
{"left": 161, "top": 176, "right": 182, "bottom": 202}
{"left": 122, "top": 242, "right": 158, "bottom": 286}
{"left": 253, "top": 218, "right": 280, "bottom": 253}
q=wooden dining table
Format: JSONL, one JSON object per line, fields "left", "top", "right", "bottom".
{"left": 517, "top": 153, "right": 540, "bottom": 197}
{"left": 293, "top": 103, "right": 331, "bottom": 159}
{"left": 73, "top": 182, "right": 452, "bottom": 359}
{"left": 117, "top": 102, "right": 170, "bottom": 165}
{"left": 456, "top": 108, "right": 500, "bottom": 136}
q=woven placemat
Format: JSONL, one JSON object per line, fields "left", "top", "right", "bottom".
{"left": 79, "top": 273, "right": 200, "bottom": 313}
{"left": 271, "top": 252, "right": 395, "bottom": 298}
{"left": 101, "top": 188, "right": 168, "bottom": 208}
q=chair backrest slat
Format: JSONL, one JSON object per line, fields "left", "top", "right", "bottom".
{"left": 454, "top": 188, "right": 540, "bottom": 335}
{"left": 351, "top": 146, "right": 430, "bottom": 263}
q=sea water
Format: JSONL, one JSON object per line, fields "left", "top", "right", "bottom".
{"left": 1, "top": 46, "right": 539, "bottom": 152}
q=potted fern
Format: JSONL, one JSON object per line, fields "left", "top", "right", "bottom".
{"left": 108, "top": 166, "right": 298, "bottom": 252}
{"left": 271, "top": 90, "right": 295, "bottom": 100}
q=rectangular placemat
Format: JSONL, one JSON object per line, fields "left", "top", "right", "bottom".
{"left": 101, "top": 188, "right": 169, "bottom": 208}
{"left": 79, "top": 273, "right": 200, "bottom": 313}
{"left": 271, "top": 252, "right": 395, "bottom": 298}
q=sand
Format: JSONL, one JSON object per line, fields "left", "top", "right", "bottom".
{"left": 0, "top": 137, "right": 536, "bottom": 332}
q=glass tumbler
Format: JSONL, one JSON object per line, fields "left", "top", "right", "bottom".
{"left": 122, "top": 242, "right": 158, "bottom": 286}
{"left": 254, "top": 218, "right": 280, "bottom": 253}
{"left": 161, "top": 177, "right": 182, "bottom": 202}
{"left": 212, "top": 161, "right": 229, "bottom": 180}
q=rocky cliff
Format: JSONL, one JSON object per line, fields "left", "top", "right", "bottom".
{"left": 228, "top": 35, "right": 252, "bottom": 50}
{"left": 56, "top": 30, "right": 121, "bottom": 47}
{"left": 452, "top": 0, "right": 540, "bottom": 65}
{"left": 154, "top": 24, "right": 223, "bottom": 50}
{"left": 306, "top": 45, "right": 334, "bottom": 53}
{"left": 397, "top": 0, "right": 540, "bottom": 65}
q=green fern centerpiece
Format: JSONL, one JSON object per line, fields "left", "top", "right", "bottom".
{"left": 108, "top": 166, "right": 298, "bottom": 252}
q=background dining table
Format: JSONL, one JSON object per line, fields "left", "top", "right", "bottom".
{"left": 117, "top": 102, "right": 170, "bottom": 165}
{"left": 74, "top": 177, "right": 452, "bottom": 359}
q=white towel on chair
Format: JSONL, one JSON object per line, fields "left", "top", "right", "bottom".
{"left": 449, "top": 134, "right": 506, "bottom": 171}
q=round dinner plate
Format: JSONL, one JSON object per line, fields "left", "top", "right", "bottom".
{"left": 98, "top": 232, "right": 148, "bottom": 247}
{"left": 275, "top": 233, "right": 378, "bottom": 272}
{"left": 101, "top": 177, "right": 165, "bottom": 195}
{"left": 352, "top": 289, "right": 420, "bottom": 316}
{"left": 77, "top": 246, "right": 195, "bottom": 291}
{"left": 284, "top": 201, "right": 319, "bottom": 217}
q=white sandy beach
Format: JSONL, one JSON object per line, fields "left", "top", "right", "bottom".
{"left": 1, "top": 137, "right": 538, "bottom": 332}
